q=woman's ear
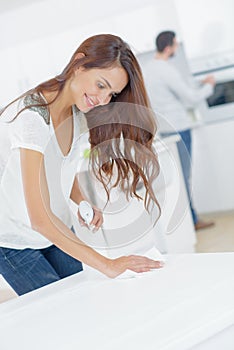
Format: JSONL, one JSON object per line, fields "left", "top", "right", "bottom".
{"left": 73, "top": 52, "right": 85, "bottom": 75}
{"left": 73, "top": 52, "right": 86, "bottom": 74}
{"left": 74, "top": 52, "right": 86, "bottom": 61}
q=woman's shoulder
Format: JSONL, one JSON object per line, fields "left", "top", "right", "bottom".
{"left": 22, "top": 93, "right": 50, "bottom": 125}
{"left": 1, "top": 93, "right": 50, "bottom": 125}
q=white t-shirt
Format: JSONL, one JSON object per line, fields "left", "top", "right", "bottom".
{"left": 0, "top": 94, "right": 82, "bottom": 249}
{"left": 142, "top": 59, "right": 213, "bottom": 132}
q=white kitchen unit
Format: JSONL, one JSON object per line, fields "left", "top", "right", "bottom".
{"left": 188, "top": 50, "right": 234, "bottom": 214}
{"left": 0, "top": 252, "right": 233, "bottom": 350}
{"left": 154, "top": 135, "right": 197, "bottom": 253}
{"left": 192, "top": 118, "right": 234, "bottom": 214}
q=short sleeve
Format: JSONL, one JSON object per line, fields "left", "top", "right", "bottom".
{"left": 10, "top": 110, "right": 51, "bottom": 154}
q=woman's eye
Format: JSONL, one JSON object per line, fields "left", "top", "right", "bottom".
{"left": 97, "top": 82, "right": 105, "bottom": 89}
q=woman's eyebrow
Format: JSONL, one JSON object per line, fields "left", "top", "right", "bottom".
{"left": 100, "top": 76, "right": 112, "bottom": 89}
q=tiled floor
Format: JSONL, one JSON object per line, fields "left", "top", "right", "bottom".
{"left": 0, "top": 210, "right": 233, "bottom": 304}
{"left": 195, "top": 210, "right": 234, "bottom": 253}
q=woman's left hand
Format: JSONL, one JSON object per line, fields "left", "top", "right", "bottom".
{"left": 78, "top": 205, "right": 103, "bottom": 233}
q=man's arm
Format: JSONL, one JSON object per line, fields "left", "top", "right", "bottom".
{"left": 165, "top": 65, "right": 215, "bottom": 107}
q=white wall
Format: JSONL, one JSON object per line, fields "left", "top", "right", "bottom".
{"left": 0, "top": 0, "right": 153, "bottom": 50}
{"left": 0, "top": 0, "right": 180, "bottom": 51}
{"left": 174, "top": 0, "right": 234, "bottom": 59}
{"left": 1, "top": 0, "right": 234, "bottom": 104}
{"left": 0, "top": 0, "right": 183, "bottom": 106}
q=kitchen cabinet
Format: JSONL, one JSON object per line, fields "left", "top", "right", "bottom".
{"left": 192, "top": 119, "right": 234, "bottom": 213}
{"left": 153, "top": 135, "right": 197, "bottom": 253}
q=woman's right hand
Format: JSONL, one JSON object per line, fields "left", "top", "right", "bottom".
{"left": 105, "top": 255, "right": 164, "bottom": 278}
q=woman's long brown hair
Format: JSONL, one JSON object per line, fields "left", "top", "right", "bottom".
{"left": 1, "top": 34, "right": 160, "bottom": 217}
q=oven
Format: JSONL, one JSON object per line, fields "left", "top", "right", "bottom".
{"left": 191, "top": 53, "right": 234, "bottom": 123}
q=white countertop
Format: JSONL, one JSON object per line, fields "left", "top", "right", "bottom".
{"left": 0, "top": 252, "right": 234, "bottom": 350}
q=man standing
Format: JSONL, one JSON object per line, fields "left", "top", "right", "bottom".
{"left": 142, "top": 31, "right": 215, "bottom": 231}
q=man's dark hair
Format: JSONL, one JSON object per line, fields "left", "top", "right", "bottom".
{"left": 155, "top": 31, "right": 176, "bottom": 52}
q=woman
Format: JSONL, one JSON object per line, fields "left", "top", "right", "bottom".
{"left": 0, "top": 34, "right": 162, "bottom": 296}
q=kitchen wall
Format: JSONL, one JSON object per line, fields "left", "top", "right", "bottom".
{"left": 0, "top": 0, "right": 182, "bottom": 105}
{"left": 0, "top": 0, "right": 181, "bottom": 51}
{"left": 1, "top": 0, "right": 233, "bottom": 105}
{"left": 174, "top": 0, "right": 234, "bottom": 60}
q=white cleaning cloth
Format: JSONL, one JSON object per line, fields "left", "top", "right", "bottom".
{"left": 83, "top": 246, "right": 166, "bottom": 280}
{"left": 117, "top": 246, "right": 166, "bottom": 279}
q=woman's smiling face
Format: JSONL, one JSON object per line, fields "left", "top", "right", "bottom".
{"left": 69, "top": 65, "right": 129, "bottom": 113}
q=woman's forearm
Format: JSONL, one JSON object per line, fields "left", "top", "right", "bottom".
{"left": 32, "top": 210, "right": 110, "bottom": 275}
{"left": 32, "top": 209, "right": 164, "bottom": 278}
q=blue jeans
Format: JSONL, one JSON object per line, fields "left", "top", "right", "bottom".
{"left": 0, "top": 243, "right": 83, "bottom": 296}
{"left": 161, "top": 129, "right": 198, "bottom": 225}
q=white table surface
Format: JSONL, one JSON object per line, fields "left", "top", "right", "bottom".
{"left": 0, "top": 252, "right": 234, "bottom": 350}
